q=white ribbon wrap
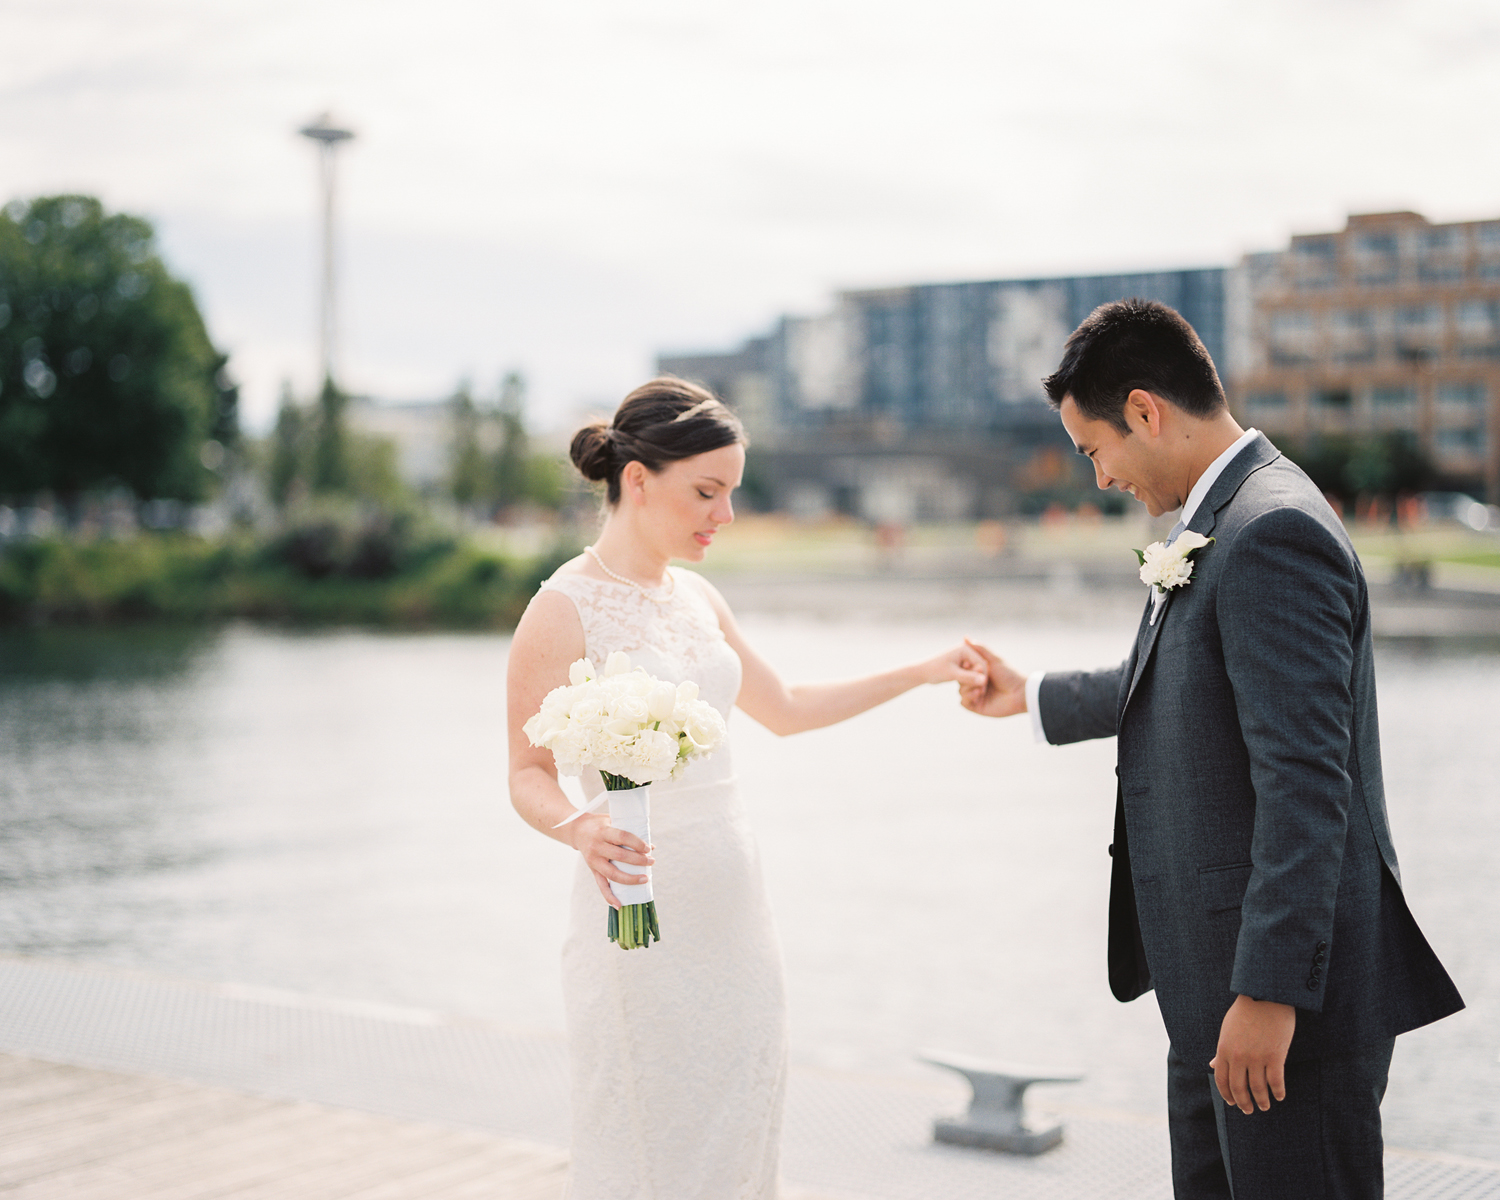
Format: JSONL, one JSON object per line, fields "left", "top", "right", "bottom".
{"left": 605, "top": 786, "right": 653, "bottom": 906}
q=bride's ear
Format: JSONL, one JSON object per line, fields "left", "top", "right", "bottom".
{"left": 620, "top": 460, "right": 649, "bottom": 506}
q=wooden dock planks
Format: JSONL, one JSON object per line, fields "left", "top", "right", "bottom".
{"left": 0, "top": 1054, "right": 567, "bottom": 1199}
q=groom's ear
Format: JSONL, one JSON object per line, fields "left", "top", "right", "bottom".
{"left": 1125, "top": 389, "right": 1165, "bottom": 438}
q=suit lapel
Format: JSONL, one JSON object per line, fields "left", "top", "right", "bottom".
{"left": 1120, "top": 434, "right": 1280, "bottom": 716}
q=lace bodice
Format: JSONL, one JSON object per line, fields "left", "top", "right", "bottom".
{"left": 537, "top": 569, "right": 742, "bottom": 796}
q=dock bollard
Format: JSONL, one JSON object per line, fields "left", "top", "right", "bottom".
{"left": 919, "top": 1051, "right": 1083, "bottom": 1155}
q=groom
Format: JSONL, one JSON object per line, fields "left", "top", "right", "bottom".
{"left": 963, "top": 299, "right": 1462, "bottom": 1199}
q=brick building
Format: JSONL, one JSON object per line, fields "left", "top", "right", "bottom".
{"left": 1228, "top": 211, "right": 1500, "bottom": 501}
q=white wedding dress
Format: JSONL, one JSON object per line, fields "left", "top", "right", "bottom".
{"left": 536, "top": 568, "right": 788, "bottom": 1200}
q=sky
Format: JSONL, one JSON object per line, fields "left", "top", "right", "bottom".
{"left": 5, "top": 0, "right": 1500, "bottom": 433}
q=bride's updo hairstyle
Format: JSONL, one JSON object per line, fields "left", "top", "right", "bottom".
{"left": 570, "top": 377, "right": 746, "bottom": 505}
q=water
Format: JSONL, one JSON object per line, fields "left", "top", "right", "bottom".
{"left": 0, "top": 616, "right": 1495, "bottom": 1160}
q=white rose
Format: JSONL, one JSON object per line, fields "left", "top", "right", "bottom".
{"left": 609, "top": 694, "right": 651, "bottom": 726}
{"left": 682, "top": 705, "right": 727, "bottom": 751}
{"left": 569, "top": 693, "right": 607, "bottom": 726}
{"left": 604, "top": 651, "right": 633, "bottom": 676}
{"left": 675, "top": 679, "right": 699, "bottom": 705}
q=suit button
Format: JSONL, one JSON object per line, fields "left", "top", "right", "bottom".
{"left": 1107, "top": 843, "right": 1114, "bottom": 857}
{"left": 1314, "top": 952, "right": 1326, "bottom": 965}
{"left": 1307, "top": 978, "right": 1320, "bottom": 990}
{"left": 1317, "top": 941, "right": 1328, "bottom": 951}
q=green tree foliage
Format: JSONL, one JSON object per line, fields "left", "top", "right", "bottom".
{"left": 269, "top": 384, "right": 307, "bottom": 508}
{"left": 0, "top": 195, "right": 232, "bottom": 501}
{"left": 492, "top": 370, "right": 531, "bottom": 508}
{"left": 445, "top": 371, "right": 564, "bottom": 513}
{"left": 1281, "top": 432, "right": 1435, "bottom": 506}
{"left": 266, "top": 380, "right": 406, "bottom": 511}
{"left": 447, "top": 383, "right": 488, "bottom": 506}
{"left": 311, "top": 376, "right": 350, "bottom": 494}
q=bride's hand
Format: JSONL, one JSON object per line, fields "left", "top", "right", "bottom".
{"left": 959, "top": 638, "right": 1028, "bottom": 717}
{"left": 919, "top": 644, "right": 989, "bottom": 692}
{"left": 568, "top": 813, "right": 655, "bottom": 909}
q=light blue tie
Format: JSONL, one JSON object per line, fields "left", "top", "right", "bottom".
{"left": 1150, "top": 520, "right": 1187, "bottom": 626}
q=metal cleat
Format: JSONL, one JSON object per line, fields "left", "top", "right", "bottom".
{"left": 919, "top": 1050, "right": 1083, "bottom": 1155}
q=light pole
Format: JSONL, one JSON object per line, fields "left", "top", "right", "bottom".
{"left": 298, "top": 113, "right": 355, "bottom": 390}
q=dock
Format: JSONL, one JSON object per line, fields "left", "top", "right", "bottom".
{"left": 1, "top": 956, "right": 1495, "bottom": 1199}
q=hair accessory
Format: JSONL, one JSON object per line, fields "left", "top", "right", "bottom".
{"left": 670, "top": 398, "right": 719, "bottom": 423}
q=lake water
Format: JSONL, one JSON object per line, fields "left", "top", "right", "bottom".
{"left": 0, "top": 609, "right": 1495, "bottom": 1160}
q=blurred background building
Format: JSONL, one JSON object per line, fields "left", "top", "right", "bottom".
{"left": 664, "top": 211, "right": 1500, "bottom": 517}
{"left": 1229, "top": 211, "right": 1500, "bottom": 504}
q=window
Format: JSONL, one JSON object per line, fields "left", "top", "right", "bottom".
{"left": 1293, "top": 237, "right": 1338, "bottom": 288}
{"left": 1419, "top": 228, "right": 1466, "bottom": 282}
{"left": 1371, "top": 386, "right": 1415, "bottom": 408}
{"left": 1436, "top": 381, "right": 1486, "bottom": 409}
{"left": 1269, "top": 309, "right": 1317, "bottom": 364}
{"left": 1396, "top": 304, "right": 1443, "bottom": 362}
{"left": 1455, "top": 301, "right": 1500, "bottom": 358}
{"left": 1434, "top": 427, "right": 1485, "bottom": 455}
{"left": 1244, "top": 391, "right": 1288, "bottom": 411}
{"left": 1314, "top": 388, "right": 1353, "bottom": 410}
{"left": 1478, "top": 224, "right": 1500, "bottom": 279}
{"left": 1328, "top": 308, "right": 1375, "bottom": 363}
{"left": 1351, "top": 233, "right": 1399, "bottom": 283}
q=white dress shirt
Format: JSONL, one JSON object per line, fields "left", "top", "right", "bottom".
{"left": 1025, "top": 427, "right": 1261, "bottom": 744}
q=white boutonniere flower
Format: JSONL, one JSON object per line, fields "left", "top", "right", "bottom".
{"left": 1134, "top": 531, "right": 1215, "bottom": 594}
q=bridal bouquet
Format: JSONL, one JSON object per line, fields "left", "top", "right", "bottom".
{"left": 523, "top": 651, "right": 727, "bottom": 949}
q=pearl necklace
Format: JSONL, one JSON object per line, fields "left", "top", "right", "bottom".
{"left": 585, "top": 545, "right": 675, "bottom": 602}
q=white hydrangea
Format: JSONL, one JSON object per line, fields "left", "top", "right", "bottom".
{"left": 523, "top": 652, "right": 727, "bottom": 785}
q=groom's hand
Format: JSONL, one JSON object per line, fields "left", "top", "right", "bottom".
{"left": 1210, "top": 995, "right": 1295, "bottom": 1113}
{"left": 959, "top": 639, "right": 1028, "bottom": 718}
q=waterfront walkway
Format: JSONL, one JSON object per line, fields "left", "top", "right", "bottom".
{"left": 0, "top": 957, "right": 1495, "bottom": 1200}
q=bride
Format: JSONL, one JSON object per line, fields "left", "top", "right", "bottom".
{"left": 506, "top": 377, "right": 983, "bottom": 1199}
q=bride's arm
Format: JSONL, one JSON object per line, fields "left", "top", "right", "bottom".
{"left": 690, "top": 576, "right": 985, "bottom": 736}
{"left": 506, "top": 591, "right": 653, "bottom": 907}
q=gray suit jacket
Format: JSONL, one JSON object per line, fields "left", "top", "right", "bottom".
{"left": 1038, "top": 434, "right": 1462, "bottom": 1066}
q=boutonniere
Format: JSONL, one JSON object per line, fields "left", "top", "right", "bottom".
{"left": 1134, "top": 532, "right": 1215, "bottom": 594}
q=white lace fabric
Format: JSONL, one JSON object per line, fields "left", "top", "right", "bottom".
{"left": 535, "top": 569, "right": 788, "bottom": 1200}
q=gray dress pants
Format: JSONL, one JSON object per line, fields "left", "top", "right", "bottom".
{"left": 1166, "top": 1038, "right": 1395, "bottom": 1200}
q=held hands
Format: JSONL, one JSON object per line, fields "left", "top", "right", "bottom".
{"left": 922, "top": 644, "right": 989, "bottom": 692}
{"left": 958, "top": 639, "right": 1028, "bottom": 717}
{"left": 568, "top": 812, "right": 654, "bottom": 909}
{"left": 1210, "top": 995, "right": 1296, "bottom": 1113}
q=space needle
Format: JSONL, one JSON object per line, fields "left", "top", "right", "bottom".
{"left": 299, "top": 113, "right": 356, "bottom": 389}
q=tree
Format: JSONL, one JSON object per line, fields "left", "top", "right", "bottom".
{"left": 310, "top": 376, "right": 350, "bottom": 494}
{"left": 492, "top": 371, "right": 530, "bottom": 509}
{"left": 269, "top": 383, "right": 307, "bottom": 508}
{"left": 446, "top": 383, "right": 488, "bottom": 506}
{"left": 1282, "top": 432, "right": 1435, "bottom": 508}
{"left": 0, "top": 195, "right": 231, "bottom": 502}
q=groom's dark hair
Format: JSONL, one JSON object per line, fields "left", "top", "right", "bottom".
{"left": 1042, "top": 298, "right": 1226, "bottom": 435}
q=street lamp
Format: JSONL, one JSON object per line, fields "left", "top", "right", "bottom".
{"left": 299, "top": 113, "right": 355, "bottom": 390}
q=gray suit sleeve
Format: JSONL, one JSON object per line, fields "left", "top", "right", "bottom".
{"left": 1037, "top": 666, "right": 1124, "bottom": 744}
{"left": 1218, "top": 506, "right": 1360, "bottom": 1010}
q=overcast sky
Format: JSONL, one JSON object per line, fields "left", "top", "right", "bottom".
{"left": 5, "top": 0, "right": 1500, "bottom": 432}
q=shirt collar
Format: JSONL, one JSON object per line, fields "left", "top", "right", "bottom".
{"left": 1177, "top": 427, "right": 1259, "bottom": 531}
